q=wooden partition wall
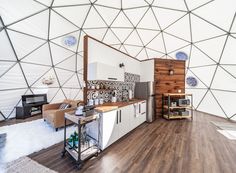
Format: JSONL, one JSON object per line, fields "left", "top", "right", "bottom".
{"left": 154, "top": 59, "right": 185, "bottom": 117}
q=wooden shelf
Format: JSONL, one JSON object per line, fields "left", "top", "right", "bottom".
{"left": 163, "top": 93, "right": 192, "bottom": 96}
{"left": 162, "top": 93, "right": 193, "bottom": 120}
{"left": 163, "top": 105, "right": 192, "bottom": 109}
{"left": 87, "top": 89, "right": 111, "bottom": 91}
{"left": 65, "top": 145, "right": 98, "bottom": 161}
{"left": 163, "top": 114, "right": 191, "bottom": 120}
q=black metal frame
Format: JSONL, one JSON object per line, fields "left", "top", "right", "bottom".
{"left": 162, "top": 93, "right": 193, "bottom": 121}
{"left": 62, "top": 113, "right": 100, "bottom": 169}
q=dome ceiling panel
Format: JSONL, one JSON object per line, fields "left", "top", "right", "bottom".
{"left": 165, "top": 15, "right": 191, "bottom": 42}
{"left": 197, "top": 91, "right": 227, "bottom": 118}
{"left": 111, "top": 11, "right": 133, "bottom": 28}
{"left": 137, "top": 8, "right": 160, "bottom": 30}
{"left": 193, "top": 0, "right": 236, "bottom": 31}
{"left": 111, "top": 28, "right": 133, "bottom": 43}
{"left": 94, "top": 0, "right": 121, "bottom": 9}
{"left": 7, "top": 30, "right": 46, "bottom": 59}
{"left": 152, "top": 7, "right": 186, "bottom": 29}
{"left": 0, "top": 0, "right": 46, "bottom": 25}
{"left": 102, "top": 29, "right": 121, "bottom": 45}
{"left": 53, "top": 0, "right": 90, "bottom": 6}
{"left": 152, "top": 0, "right": 187, "bottom": 11}
{"left": 124, "top": 7, "right": 149, "bottom": 27}
{"left": 194, "top": 35, "right": 227, "bottom": 63}
{"left": 0, "top": 62, "right": 16, "bottom": 77}
{"left": 122, "top": 0, "right": 148, "bottom": 9}
{"left": 188, "top": 46, "right": 216, "bottom": 67}
{"left": 83, "top": 7, "right": 107, "bottom": 28}
{"left": 49, "top": 42, "right": 75, "bottom": 65}
{"left": 124, "top": 45, "right": 143, "bottom": 57}
{"left": 163, "top": 33, "right": 190, "bottom": 53}
{"left": 124, "top": 30, "right": 143, "bottom": 46}
{"left": 49, "top": 10, "right": 79, "bottom": 39}
{"left": 21, "top": 43, "right": 52, "bottom": 66}
{"left": 212, "top": 90, "right": 236, "bottom": 118}
{"left": 8, "top": 9, "right": 49, "bottom": 39}
{"left": 55, "top": 55, "right": 76, "bottom": 71}
{"left": 21, "top": 63, "right": 51, "bottom": 86}
{"left": 189, "top": 65, "right": 217, "bottom": 87}
{"left": 53, "top": 5, "right": 91, "bottom": 28}
{"left": 220, "top": 37, "right": 236, "bottom": 65}
{"left": 95, "top": 6, "right": 120, "bottom": 26}
{"left": 0, "top": 29, "right": 17, "bottom": 61}
{"left": 0, "top": 63, "right": 27, "bottom": 90}
{"left": 211, "top": 66, "right": 236, "bottom": 91}
{"left": 190, "top": 14, "right": 226, "bottom": 42}
{"left": 146, "top": 34, "right": 166, "bottom": 54}
{"left": 83, "top": 28, "right": 107, "bottom": 41}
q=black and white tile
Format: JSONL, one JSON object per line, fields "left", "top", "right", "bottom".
{"left": 87, "top": 72, "right": 140, "bottom": 103}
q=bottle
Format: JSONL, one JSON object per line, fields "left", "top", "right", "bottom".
{"left": 68, "top": 135, "right": 74, "bottom": 149}
{"left": 74, "top": 131, "right": 78, "bottom": 148}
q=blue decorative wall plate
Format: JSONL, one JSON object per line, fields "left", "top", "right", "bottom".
{"left": 62, "top": 35, "right": 77, "bottom": 47}
{"left": 175, "top": 51, "right": 188, "bottom": 60}
{"left": 186, "top": 76, "right": 198, "bottom": 87}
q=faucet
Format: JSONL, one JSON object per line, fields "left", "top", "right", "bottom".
{"left": 122, "top": 89, "right": 129, "bottom": 102}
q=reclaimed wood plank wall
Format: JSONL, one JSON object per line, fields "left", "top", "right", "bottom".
{"left": 154, "top": 58, "right": 185, "bottom": 117}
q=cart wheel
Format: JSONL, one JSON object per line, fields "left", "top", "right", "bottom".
{"left": 61, "top": 151, "right": 66, "bottom": 158}
{"left": 95, "top": 152, "right": 99, "bottom": 157}
{"left": 76, "top": 163, "right": 83, "bottom": 170}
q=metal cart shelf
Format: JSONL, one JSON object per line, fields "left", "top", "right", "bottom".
{"left": 162, "top": 93, "right": 193, "bottom": 120}
{"left": 61, "top": 111, "right": 100, "bottom": 169}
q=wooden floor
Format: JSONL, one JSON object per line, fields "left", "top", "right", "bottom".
{"left": 0, "top": 114, "right": 42, "bottom": 126}
{"left": 2, "top": 112, "right": 236, "bottom": 173}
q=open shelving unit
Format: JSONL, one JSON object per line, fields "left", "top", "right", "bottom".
{"left": 162, "top": 93, "right": 193, "bottom": 120}
{"left": 61, "top": 112, "right": 100, "bottom": 169}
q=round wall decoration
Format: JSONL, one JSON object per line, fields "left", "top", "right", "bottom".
{"left": 175, "top": 51, "right": 188, "bottom": 60}
{"left": 186, "top": 76, "right": 198, "bottom": 87}
{"left": 62, "top": 35, "right": 77, "bottom": 47}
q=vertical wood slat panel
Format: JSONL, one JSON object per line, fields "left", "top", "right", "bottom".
{"left": 154, "top": 59, "right": 185, "bottom": 117}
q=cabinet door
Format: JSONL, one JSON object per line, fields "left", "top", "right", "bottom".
{"left": 140, "top": 101, "right": 146, "bottom": 114}
{"left": 118, "top": 106, "right": 132, "bottom": 138}
{"left": 88, "top": 62, "right": 124, "bottom": 81}
{"left": 139, "top": 101, "right": 147, "bottom": 124}
{"left": 102, "top": 110, "right": 119, "bottom": 149}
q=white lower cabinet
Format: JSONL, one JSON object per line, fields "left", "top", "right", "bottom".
{"left": 87, "top": 101, "right": 146, "bottom": 150}
{"left": 101, "top": 110, "right": 119, "bottom": 148}
{"left": 118, "top": 105, "right": 133, "bottom": 138}
{"left": 133, "top": 101, "right": 147, "bottom": 128}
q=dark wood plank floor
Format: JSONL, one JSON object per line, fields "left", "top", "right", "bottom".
{"left": 25, "top": 111, "right": 236, "bottom": 173}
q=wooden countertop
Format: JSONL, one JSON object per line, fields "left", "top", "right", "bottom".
{"left": 95, "top": 99, "right": 146, "bottom": 113}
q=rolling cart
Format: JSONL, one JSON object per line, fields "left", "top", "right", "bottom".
{"left": 61, "top": 111, "right": 100, "bottom": 169}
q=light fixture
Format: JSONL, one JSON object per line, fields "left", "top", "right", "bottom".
{"left": 119, "top": 63, "right": 125, "bottom": 68}
{"left": 169, "top": 69, "right": 174, "bottom": 75}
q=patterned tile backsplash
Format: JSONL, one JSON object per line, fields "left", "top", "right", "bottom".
{"left": 87, "top": 72, "right": 140, "bottom": 103}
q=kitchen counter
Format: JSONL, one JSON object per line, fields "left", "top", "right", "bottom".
{"left": 95, "top": 99, "right": 146, "bottom": 113}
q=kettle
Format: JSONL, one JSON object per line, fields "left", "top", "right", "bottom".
{"left": 75, "top": 106, "right": 84, "bottom": 116}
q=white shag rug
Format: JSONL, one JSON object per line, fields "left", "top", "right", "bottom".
{"left": 0, "top": 119, "right": 75, "bottom": 164}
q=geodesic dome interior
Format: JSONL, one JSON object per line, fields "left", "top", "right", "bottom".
{"left": 0, "top": 0, "right": 236, "bottom": 120}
